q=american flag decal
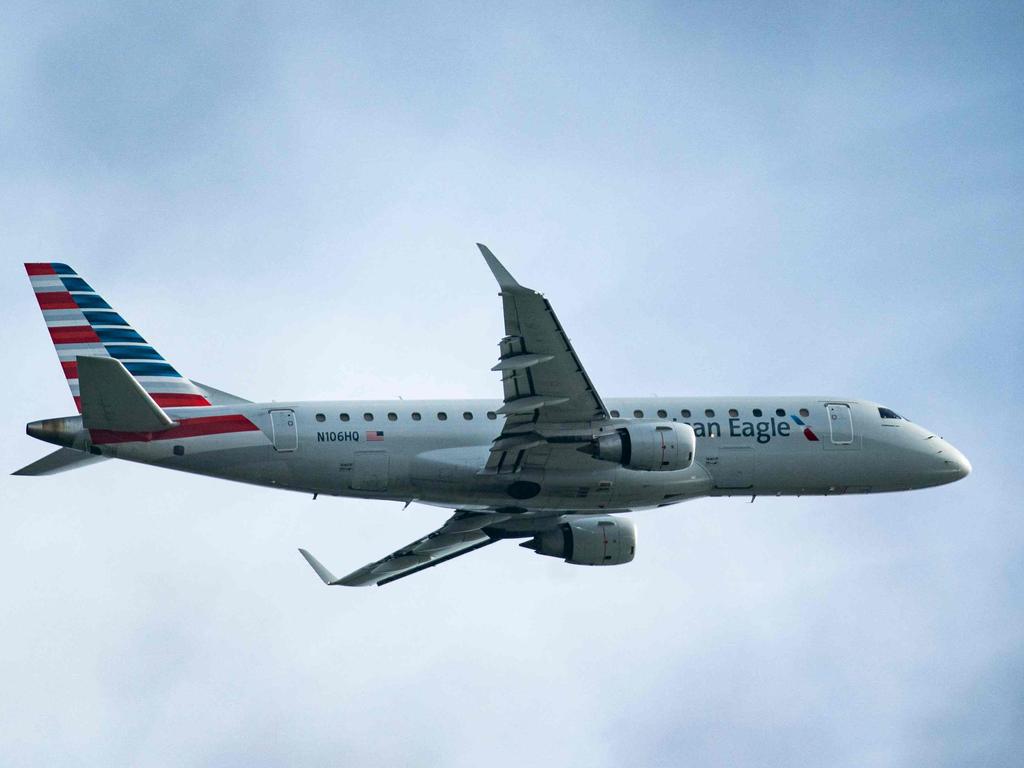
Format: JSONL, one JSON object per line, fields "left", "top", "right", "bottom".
{"left": 366, "top": 431, "right": 384, "bottom": 442}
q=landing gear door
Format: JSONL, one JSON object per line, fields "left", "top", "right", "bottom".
{"left": 825, "top": 403, "right": 854, "bottom": 446}
{"left": 270, "top": 409, "right": 298, "bottom": 452}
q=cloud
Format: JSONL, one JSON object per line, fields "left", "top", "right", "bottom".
{"left": 0, "top": 2, "right": 1021, "bottom": 766}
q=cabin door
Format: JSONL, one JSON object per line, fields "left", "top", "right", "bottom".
{"left": 270, "top": 409, "right": 298, "bottom": 452}
{"left": 826, "top": 403, "right": 854, "bottom": 445}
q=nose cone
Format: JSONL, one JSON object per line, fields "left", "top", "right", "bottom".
{"left": 943, "top": 444, "right": 972, "bottom": 480}
{"left": 882, "top": 420, "right": 971, "bottom": 490}
{"left": 921, "top": 437, "right": 971, "bottom": 486}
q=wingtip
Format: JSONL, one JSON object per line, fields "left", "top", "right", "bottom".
{"left": 298, "top": 548, "right": 338, "bottom": 585}
{"left": 477, "top": 243, "right": 525, "bottom": 292}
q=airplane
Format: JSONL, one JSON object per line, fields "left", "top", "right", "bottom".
{"left": 15, "top": 245, "right": 971, "bottom": 586}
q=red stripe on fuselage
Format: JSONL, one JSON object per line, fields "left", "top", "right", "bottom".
{"left": 36, "top": 291, "right": 78, "bottom": 310}
{"left": 149, "top": 393, "right": 212, "bottom": 408}
{"left": 49, "top": 326, "right": 100, "bottom": 344}
{"left": 90, "top": 414, "right": 259, "bottom": 445}
{"left": 25, "top": 263, "right": 56, "bottom": 276}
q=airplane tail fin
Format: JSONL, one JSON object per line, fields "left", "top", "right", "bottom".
{"left": 24, "top": 263, "right": 214, "bottom": 412}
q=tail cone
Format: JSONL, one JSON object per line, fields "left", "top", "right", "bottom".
{"left": 26, "top": 416, "right": 83, "bottom": 448}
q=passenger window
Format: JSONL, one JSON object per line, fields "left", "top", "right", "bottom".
{"left": 437, "top": 412, "right": 448, "bottom": 421}
{"left": 799, "top": 408, "right": 810, "bottom": 417}
{"left": 633, "top": 409, "right": 644, "bottom": 418}
{"left": 363, "top": 412, "right": 374, "bottom": 422}
{"left": 463, "top": 411, "right": 473, "bottom": 420}
{"left": 315, "top": 413, "right": 325, "bottom": 422}
{"left": 681, "top": 409, "right": 691, "bottom": 418}
{"left": 387, "top": 412, "right": 397, "bottom": 421}
{"left": 752, "top": 408, "right": 762, "bottom": 417}
{"left": 878, "top": 407, "right": 902, "bottom": 420}
{"left": 728, "top": 408, "right": 738, "bottom": 417}
{"left": 486, "top": 411, "right": 497, "bottom": 420}
{"left": 411, "top": 412, "right": 422, "bottom": 421}
{"left": 339, "top": 413, "right": 350, "bottom": 422}
{"left": 610, "top": 410, "right": 620, "bottom": 418}
{"left": 705, "top": 409, "right": 715, "bottom": 418}
{"left": 776, "top": 408, "right": 786, "bottom": 417}
{"left": 657, "top": 409, "right": 667, "bottom": 418}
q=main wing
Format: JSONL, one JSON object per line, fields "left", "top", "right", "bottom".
{"left": 298, "top": 246, "right": 619, "bottom": 587}
{"left": 478, "top": 244, "right": 610, "bottom": 473}
{"left": 298, "top": 510, "right": 510, "bottom": 587}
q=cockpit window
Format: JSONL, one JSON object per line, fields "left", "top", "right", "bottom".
{"left": 878, "top": 407, "right": 903, "bottom": 420}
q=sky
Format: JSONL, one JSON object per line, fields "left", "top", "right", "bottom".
{"left": 1, "top": 2, "right": 1021, "bottom": 765}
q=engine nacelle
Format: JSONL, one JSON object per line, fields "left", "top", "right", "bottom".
{"left": 590, "top": 422, "right": 696, "bottom": 471}
{"left": 521, "top": 516, "right": 637, "bottom": 566}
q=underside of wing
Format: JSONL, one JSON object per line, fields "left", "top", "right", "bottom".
{"left": 299, "top": 509, "right": 639, "bottom": 587}
{"left": 299, "top": 510, "right": 512, "bottom": 587}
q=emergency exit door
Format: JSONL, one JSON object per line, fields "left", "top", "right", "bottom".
{"left": 270, "top": 409, "right": 298, "bottom": 452}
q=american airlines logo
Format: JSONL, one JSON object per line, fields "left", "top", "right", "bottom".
{"left": 681, "top": 415, "right": 818, "bottom": 444}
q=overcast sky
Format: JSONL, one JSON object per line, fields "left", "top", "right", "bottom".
{"left": 1, "top": 2, "right": 1021, "bottom": 766}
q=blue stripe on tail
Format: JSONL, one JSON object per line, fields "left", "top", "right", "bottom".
{"left": 123, "top": 361, "right": 180, "bottom": 377}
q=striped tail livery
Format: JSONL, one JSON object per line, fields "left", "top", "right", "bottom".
{"left": 25, "top": 263, "right": 212, "bottom": 411}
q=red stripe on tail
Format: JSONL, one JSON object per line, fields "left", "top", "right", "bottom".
{"left": 25, "top": 263, "right": 56, "bottom": 276}
{"left": 36, "top": 291, "right": 78, "bottom": 310}
{"left": 150, "top": 393, "right": 212, "bottom": 408}
{"left": 49, "top": 326, "right": 100, "bottom": 344}
{"left": 62, "top": 361, "right": 78, "bottom": 379}
{"left": 90, "top": 414, "right": 259, "bottom": 445}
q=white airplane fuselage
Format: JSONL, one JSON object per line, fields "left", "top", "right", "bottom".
{"left": 29, "top": 395, "right": 970, "bottom": 512}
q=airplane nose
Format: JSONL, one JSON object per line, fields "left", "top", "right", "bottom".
{"left": 950, "top": 448, "right": 971, "bottom": 478}
{"left": 938, "top": 441, "right": 971, "bottom": 481}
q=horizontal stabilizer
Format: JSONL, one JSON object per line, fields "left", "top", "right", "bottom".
{"left": 78, "top": 356, "right": 175, "bottom": 432}
{"left": 12, "top": 447, "right": 108, "bottom": 476}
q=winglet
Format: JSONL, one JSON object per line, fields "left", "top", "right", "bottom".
{"left": 298, "top": 548, "right": 342, "bottom": 585}
{"left": 477, "top": 243, "right": 527, "bottom": 293}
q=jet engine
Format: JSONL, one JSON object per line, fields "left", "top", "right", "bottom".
{"left": 520, "top": 516, "right": 637, "bottom": 566}
{"left": 585, "top": 422, "right": 696, "bottom": 471}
